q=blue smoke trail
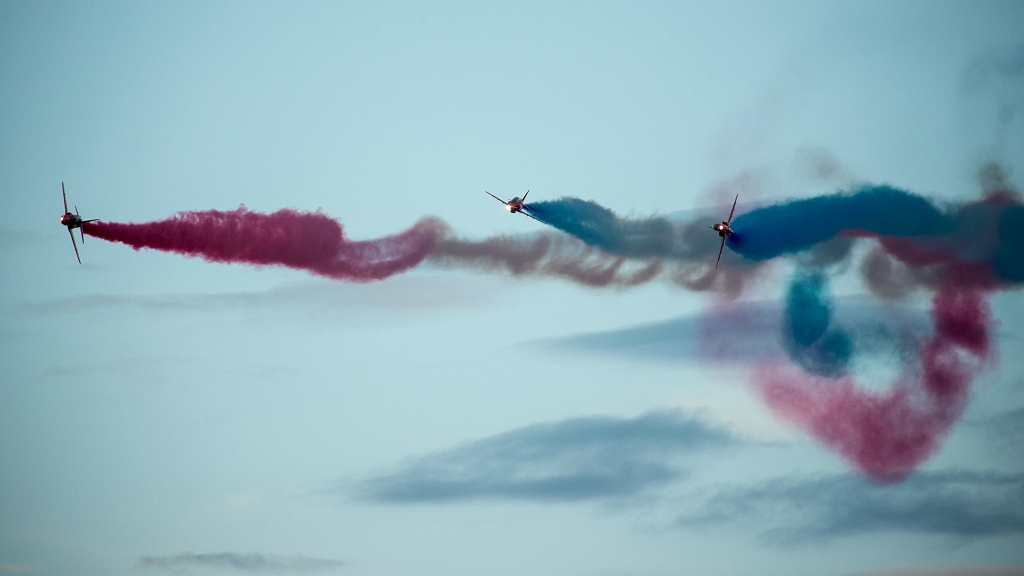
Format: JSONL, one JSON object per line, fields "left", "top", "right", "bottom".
{"left": 995, "top": 205, "right": 1024, "bottom": 282}
{"left": 728, "top": 185, "right": 1024, "bottom": 283}
{"left": 525, "top": 186, "right": 1023, "bottom": 286}
{"left": 728, "top": 186, "right": 952, "bottom": 259}
{"left": 783, "top": 270, "right": 853, "bottom": 377}
{"left": 526, "top": 198, "right": 676, "bottom": 259}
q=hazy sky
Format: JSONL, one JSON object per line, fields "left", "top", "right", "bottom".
{"left": 1, "top": 2, "right": 1023, "bottom": 576}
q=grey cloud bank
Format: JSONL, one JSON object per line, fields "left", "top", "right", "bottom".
{"left": 12, "top": 274, "right": 492, "bottom": 316}
{"left": 355, "top": 410, "right": 1024, "bottom": 548}
{"left": 541, "top": 297, "right": 930, "bottom": 365}
{"left": 681, "top": 470, "right": 1024, "bottom": 545}
{"left": 137, "top": 553, "right": 344, "bottom": 574}
{"left": 983, "top": 407, "right": 1024, "bottom": 440}
{"left": 356, "top": 411, "right": 736, "bottom": 503}
{"left": 842, "top": 566, "right": 1024, "bottom": 576}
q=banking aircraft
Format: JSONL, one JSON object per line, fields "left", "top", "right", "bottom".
{"left": 59, "top": 182, "right": 98, "bottom": 264}
{"left": 485, "top": 190, "right": 547, "bottom": 224}
{"left": 711, "top": 193, "right": 738, "bottom": 269}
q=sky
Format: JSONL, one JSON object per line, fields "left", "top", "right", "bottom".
{"left": 1, "top": 2, "right": 1023, "bottom": 576}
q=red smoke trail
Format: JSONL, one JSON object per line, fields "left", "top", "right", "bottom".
{"left": 754, "top": 288, "right": 995, "bottom": 482}
{"left": 83, "top": 208, "right": 442, "bottom": 281}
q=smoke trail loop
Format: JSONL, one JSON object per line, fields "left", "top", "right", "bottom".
{"left": 755, "top": 287, "right": 995, "bottom": 482}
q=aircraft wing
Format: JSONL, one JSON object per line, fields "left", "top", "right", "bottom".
{"left": 68, "top": 228, "right": 81, "bottom": 264}
{"left": 62, "top": 182, "right": 69, "bottom": 213}
{"left": 715, "top": 237, "right": 726, "bottom": 269}
{"left": 726, "top": 193, "right": 738, "bottom": 224}
{"left": 485, "top": 191, "right": 508, "bottom": 205}
{"left": 521, "top": 210, "right": 548, "bottom": 225}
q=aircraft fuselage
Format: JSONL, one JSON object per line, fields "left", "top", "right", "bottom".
{"left": 61, "top": 213, "right": 84, "bottom": 230}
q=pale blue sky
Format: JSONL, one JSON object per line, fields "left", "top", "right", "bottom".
{"left": 1, "top": 2, "right": 1022, "bottom": 576}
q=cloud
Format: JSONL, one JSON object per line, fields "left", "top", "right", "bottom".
{"left": 969, "top": 407, "right": 1024, "bottom": 456}
{"left": 539, "top": 313, "right": 726, "bottom": 363}
{"left": 356, "top": 411, "right": 737, "bottom": 503}
{"left": 0, "top": 566, "right": 42, "bottom": 574}
{"left": 0, "top": 329, "right": 32, "bottom": 342}
{"left": 983, "top": 407, "right": 1024, "bottom": 440}
{"left": 540, "top": 298, "right": 929, "bottom": 365}
{"left": 12, "top": 274, "right": 494, "bottom": 316}
{"left": 962, "top": 46, "right": 1024, "bottom": 160}
{"left": 136, "top": 553, "right": 344, "bottom": 574}
{"left": 841, "top": 565, "right": 1024, "bottom": 576}
{"left": 0, "top": 228, "right": 49, "bottom": 251}
{"left": 680, "top": 470, "right": 1024, "bottom": 545}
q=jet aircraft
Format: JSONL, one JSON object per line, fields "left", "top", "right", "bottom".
{"left": 485, "top": 190, "right": 547, "bottom": 224}
{"left": 711, "top": 193, "right": 738, "bottom": 269}
{"left": 59, "top": 182, "right": 98, "bottom": 264}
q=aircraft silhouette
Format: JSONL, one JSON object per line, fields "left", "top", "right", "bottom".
{"left": 485, "top": 190, "right": 547, "bottom": 225}
{"left": 59, "top": 182, "right": 98, "bottom": 264}
{"left": 711, "top": 194, "right": 738, "bottom": 269}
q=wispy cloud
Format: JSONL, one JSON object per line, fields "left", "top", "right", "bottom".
{"left": 355, "top": 410, "right": 737, "bottom": 503}
{"left": 840, "top": 565, "right": 1024, "bottom": 576}
{"left": 0, "top": 227, "right": 49, "bottom": 251}
{"left": 136, "top": 553, "right": 344, "bottom": 574}
{"left": 0, "top": 565, "right": 42, "bottom": 574}
{"left": 983, "top": 407, "right": 1024, "bottom": 440}
{"left": 12, "top": 274, "right": 495, "bottom": 316}
{"left": 968, "top": 407, "right": 1024, "bottom": 456}
{"left": 680, "top": 470, "right": 1024, "bottom": 545}
{"left": 538, "top": 298, "right": 929, "bottom": 365}
{"left": 0, "top": 329, "right": 32, "bottom": 342}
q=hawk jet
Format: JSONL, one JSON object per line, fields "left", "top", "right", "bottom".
{"left": 59, "top": 182, "right": 98, "bottom": 264}
{"left": 485, "top": 190, "right": 547, "bottom": 225}
{"left": 711, "top": 194, "right": 738, "bottom": 269}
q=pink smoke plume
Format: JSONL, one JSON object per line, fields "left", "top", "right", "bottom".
{"left": 83, "top": 207, "right": 443, "bottom": 282}
{"left": 754, "top": 288, "right": 996, "bottom": 482}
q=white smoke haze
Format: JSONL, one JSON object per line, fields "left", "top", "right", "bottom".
{"left": 136, "top": 553, "right": 344, "bottom": 574}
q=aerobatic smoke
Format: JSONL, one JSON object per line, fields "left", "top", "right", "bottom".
{"left": 756, "top": 287, "right": 995, "bottom": 482}
{"left": 526, "top": 198, "right": 678, "bottom": 258}
{"left": 490, "top": 186, "right": 1023, "bottom": 294}
{"left": 425, "top": 198, "right": 764, "bottom": 294}
{"left": 84, "top": 207, "right": 442, "bottom": 281}
{"left": 86, "top": 180, "right": 1022, "bottom": 481}
{"left": 728, "top": 185, "right": 1024, "bottom": 289}
{"left": 426, "top": 223, "right": 756, "bottom": 293}
{"left": 83, "top": 204, "right": 756, "bottom": 292}
{"left": 782, "top": 270, "right": 853, "bottom": 377}
{"left": 725, "top": 184, "right": 1018, "bottom": 480}
{"left": 428, "top": 227, "right": 664, "bottom": 288}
